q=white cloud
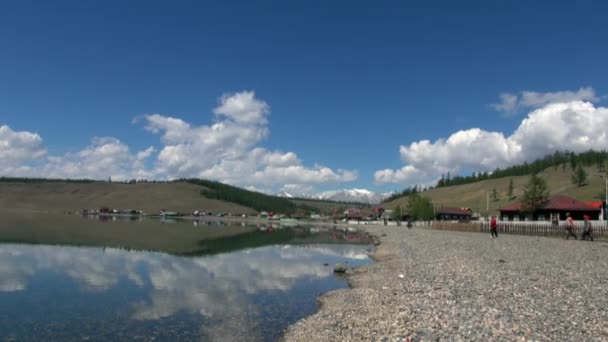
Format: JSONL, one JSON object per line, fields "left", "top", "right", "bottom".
{"left": 491, "top": 87, "right": 599, "bottom": 115}
{"left": 41, "top": 137, "right": 155, "bottom": 181}
{"left": 280, "top": 183, "right": 315, "bottom": 194}
{"left": 0, "top": 125, "right": 46, "bottom": 176}
{"left": 143, "top": 91, "right": 357, "bottom": 189}
{"left": 491, "top": 93, "right": 519, "bottom": 113}
{"left": 374, "top": 165, "right": 430, "bottom": 186}
{"left": 1, "top": 91, "right": 356, "bottom": 192}
{"left": 212, "top": 90, "right": 270, "bottom": 125}
{"left": 375, "top": 101, "right": 608, "bottom": 185}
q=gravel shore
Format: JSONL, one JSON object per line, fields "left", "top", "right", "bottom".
{"left": 283, "top": 227, "right": 608, "bottom": 341}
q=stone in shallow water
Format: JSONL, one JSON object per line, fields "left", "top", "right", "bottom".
{"left": 334, "top": 263, "right": 348, "bottom": 273}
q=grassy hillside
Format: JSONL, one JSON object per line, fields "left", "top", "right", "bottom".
{"left": 0, "top": 179, "right": 360, "bottom": 216}
{"left": 0, "top": 181, "right": 258, "bottom": 215}
{"left": 384, "top": 165, "right": 606, "bottom": 215}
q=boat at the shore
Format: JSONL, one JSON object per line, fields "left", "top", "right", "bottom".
{"left": 160, "top": 210, "right": 179, "bottom": 217}
{"left": 280, "top": 218, "right": 301, "bottom": 227}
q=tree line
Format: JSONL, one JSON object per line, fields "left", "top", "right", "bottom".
{"left": 436, "top": 150, "right": 608, "bottom": 188}
{"left": 383, "top": 185, "right": 429, "bottom": 203}
{"left": 384, "top": 150, "right": 608, "bottom": 203}
{"left": 179, "top": 178, "right": 298, "bottom": 214}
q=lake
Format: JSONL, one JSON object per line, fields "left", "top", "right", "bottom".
{"left": 0, "top": 214, "right": 373, "bottom": 341}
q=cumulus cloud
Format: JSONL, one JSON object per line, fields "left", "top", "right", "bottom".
{"left": 491, "top": 87, "right": 599, "bottom": 115}
{"left": 375, "top": 101, "right": 608, "bottom": 185}
{"left": 212, "top": 91, "right": 270, "bottom": 125}
{"left": 0, "top": 125, "right": 46, "bottom": 176}
{"left": 1, "top": 91, "right": 356, "bottom": 192}
{"left": 143, "top": 91, "right": 357, "bottom": 188}
{"left": 41, "top": 137, "right": 155, "bottom": 181}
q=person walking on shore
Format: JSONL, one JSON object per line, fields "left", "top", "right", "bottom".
{"left": 565, "top": 212, "right": 577, "bottom": 240}
{"left": 581, "top": 215, "right": 594, "bottom": 241}
{"left": 490, "top": 215, "right": 498, "bottom": 238}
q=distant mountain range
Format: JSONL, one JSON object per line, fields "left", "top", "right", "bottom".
{"left": 277, "top": 188, "right": 391, "bottom": 204}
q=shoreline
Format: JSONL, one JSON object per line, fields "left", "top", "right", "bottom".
{"left": 282, "top": 226, "right": 608, "bottom": 341}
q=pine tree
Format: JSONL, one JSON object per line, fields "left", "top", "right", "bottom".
{"left": 571, "top": 165, "right": 588, "bottom": 187}
{"left": 437, "top": 174, "right": 445, "bottom": 187}
{"left": 491, "top": 187, "right": 499, "bottom": 202}
{"left": 522, "top": 174, "right": 549, "bottom": 212}
{"left": 392, "top": 205, "right": 403, "bottom": 222}
{"left": 507, "top": 178, "right": 514, "bottom": 199}
{"left": 570, "top": 153, "right": 577, "bottom": 170}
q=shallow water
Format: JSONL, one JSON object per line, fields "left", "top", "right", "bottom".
{"left": 0, "top": 220, "right": 372, "bottom": 341}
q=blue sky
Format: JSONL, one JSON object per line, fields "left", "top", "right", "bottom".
{"left": 1, "top": 1, "right": 608, "bottom": 195}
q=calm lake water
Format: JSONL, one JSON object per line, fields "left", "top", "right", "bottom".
{"left": 0, "top": 217, "right": 372, "bottom": 341}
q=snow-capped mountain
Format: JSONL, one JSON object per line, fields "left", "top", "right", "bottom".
{"left": 277, "top": 188, "right": 391, "bottom": 204}
{"left": 318, "top": 189, "right": 391, "bottom": 204}
{"left": 275, "top": 191, "right": 295, "bottom": 198}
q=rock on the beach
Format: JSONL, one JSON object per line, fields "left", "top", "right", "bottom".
{"left": 333, "top": 263, "right": 348, "bottom": 273}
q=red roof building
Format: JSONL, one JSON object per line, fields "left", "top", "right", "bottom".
{"left": 584, "top": 201, "right": 603, "bottom": 209}
{"left": 499, "top": 195, "right": 600, "bottom": 221}
{"left": 435, "top": 207, "right": 472, "bottom": 221}
{"left": 344, "top": 208, "right": 362, "bottom": 220}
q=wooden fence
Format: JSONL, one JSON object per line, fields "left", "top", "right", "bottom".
{"left": 412, "top": 221, "right": 608, "bottom": 240}
{"left": 479, "top": 222, "right": 608, "bottom": 240}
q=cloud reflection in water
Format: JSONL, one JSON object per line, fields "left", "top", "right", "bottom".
{"left": 0, "top": 242, "right": 370, "bottom": 341}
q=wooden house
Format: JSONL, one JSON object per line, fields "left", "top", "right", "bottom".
{"left": 499, "top": 195, "right": 600, "bottom": 221}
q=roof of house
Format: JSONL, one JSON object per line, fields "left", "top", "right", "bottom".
{"left": 584, "top": 201, "right": 603, "bottom": 209}
{"left": 499, "top": 195, "right": 600, "bottom": 212}
{"left": 360, "top": 208, "right": 378, "bottom": 217}
{"left": 435, "top": 207, "right": 472, "bottom": 216}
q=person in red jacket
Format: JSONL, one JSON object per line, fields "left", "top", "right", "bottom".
{"left": 490, "top": 216, "right": 498, "bottom": 238}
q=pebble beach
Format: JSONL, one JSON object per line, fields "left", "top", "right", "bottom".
{"left": 283, "top": 227, "right": 608, "bottom": 341}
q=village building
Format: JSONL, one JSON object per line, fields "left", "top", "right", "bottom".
{"left": 584, "top": 201, "right": 605, "bottom": 220}
{"left": 380, "top": 209, "right": 393, "bottom": 220}
{"left": 435, "top": 207, "right": 473, "bottom": 221}
{"left": 361, "top": 208, "right": 380, "bottom": 220}
{"left": 498, "top": 195, "right": 601, "bottom": 221}
{"left": 344, "top": 208, "right": 362, "bottom": 220}
{"left": 341, "top": 208, "right": 381, "bottom": 220}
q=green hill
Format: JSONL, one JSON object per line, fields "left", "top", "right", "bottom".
{"left": 0, "top": 181, "right": 258, "bottom": 215}
{"left": 180, "top": 178, "right": 297, "bottom": 214}
{"left": 289, "top": 198, "right": 370, "bottom": 216}
{"left": 384, "top": 165, "right": 606, "bottom": 216}
{"left": 0, "top": 178, "right": 358, "bottom": 216}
